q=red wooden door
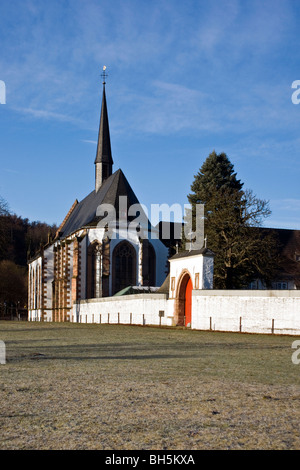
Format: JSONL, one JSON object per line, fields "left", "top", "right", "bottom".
{"left": 185, "top": 277, "right": 192, "bottom": 326}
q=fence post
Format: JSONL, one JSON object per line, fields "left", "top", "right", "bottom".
{"left": 0, "top": 341, "right": 5, "bottom": 365}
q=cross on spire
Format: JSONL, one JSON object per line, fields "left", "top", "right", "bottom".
{"left": 95, "top": 68, "right": 113, "bottom": 191}
{"left": 101, "top": 66, "right": 108, "bottom": 85}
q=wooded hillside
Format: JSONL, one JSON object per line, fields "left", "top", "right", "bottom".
{"left": 0, "top": 196, "right": 57, "bottom": 318}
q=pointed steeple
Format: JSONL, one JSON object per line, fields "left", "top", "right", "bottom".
{"left": 95, "top": 67, "right": 113, "bottom": 192}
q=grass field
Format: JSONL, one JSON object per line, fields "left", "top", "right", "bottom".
{"left": 0, "top": 321, "right": 300, "bottom": 450}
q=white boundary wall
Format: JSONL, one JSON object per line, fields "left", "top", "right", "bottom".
{"left": 73, "top": 293, "right": 171, "bottom": 327}
{"left": 73, "top": 290, "right": 300, "bottom": 336}
{"left": 192, "top": 290, "right": 300, "bottom": 336}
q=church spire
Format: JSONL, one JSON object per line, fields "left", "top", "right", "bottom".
{"left": 95, "top": 66, "right": 113, "bottom": 192}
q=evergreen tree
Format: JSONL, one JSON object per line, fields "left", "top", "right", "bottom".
{"left": 187, "top": 151, "right": 280, "bottom": 288}
{"left": 188, "top": 151, "right": 244, "bottom": 206}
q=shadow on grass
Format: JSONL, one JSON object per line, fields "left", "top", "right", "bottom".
{"left": 28, "top": 353, "right": 197, "bottom": 361}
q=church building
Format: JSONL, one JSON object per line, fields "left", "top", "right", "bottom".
{"left": 28, "top": 75, "right": 169, "bottom": 322}
{"left": 27, "top": 71, "right": 300, "bottom": 329}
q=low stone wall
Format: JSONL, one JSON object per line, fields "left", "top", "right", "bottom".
{"left": 192, "top": 290, "right": 300, "bottom": 336}
{"left": 37, "top": 289, "right": 300, "bottom": 336}
{"left": 73, "top": 293, "right": 171, "bottom": 327}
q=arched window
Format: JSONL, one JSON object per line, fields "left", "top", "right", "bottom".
{"left": 112, "top": 241, "right": 136, "bottom": 294}
{"left": 36, "top": 265, "right": 40, "bottom": 309}
{"left": 142, "top": 240, "right": 156, "bottom": 286}
{"left": 86, "top": 242, "right": 102, "bottom": 298}
{"left": 29, "top": 267, "right": 33, "bottom": 309}
{"left": 33, "top": 268, "right": 37, "bottom": 310}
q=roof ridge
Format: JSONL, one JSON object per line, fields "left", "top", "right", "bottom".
{"left": 55, "top": 199, "right": 78, "bottom": 239}
{"left": 57, "top": 169, "right": 140, "bottom": 239}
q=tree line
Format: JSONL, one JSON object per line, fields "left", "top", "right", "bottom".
{"left": 0, "top": 196, "right": 57, "bottom": 319}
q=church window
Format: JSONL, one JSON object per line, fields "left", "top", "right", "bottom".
{"left": 147, "top": 243, "right": 156, "bottom": 286}
{"left": 36, "top": 265, "right": 40, "bottom": 309}
{"left": 87, "top": 242, "right": 102, "bottom": 298}
{"left": 29, "top": 267, "right": 33, "bottom": 309}
{"left": 33, "top": 268, "right": 37, "bottom": 309}
{"left": 142, "top": 240, "right": 156, "bottom": 286}
{"left": 112, "top": 241, "right": 136, "bottom": 294}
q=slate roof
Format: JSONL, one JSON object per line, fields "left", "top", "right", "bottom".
{"left": 57, "top": 168, "right": 141, "bottom": 239}
{"left": 113, "top": 286, "right": 159, "bottom": 296}
{"left": 169, "top": 247, "right": 215, "bottom": 260}
{"left": 157, "top": 273, "right": 170, "bottom": 294}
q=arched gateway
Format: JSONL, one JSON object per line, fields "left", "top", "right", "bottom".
{"left": 168, "top": 247, "right": 215, "bottom": 328}
{"left": 175, "top": 271, "right": 193, "bottom": 327}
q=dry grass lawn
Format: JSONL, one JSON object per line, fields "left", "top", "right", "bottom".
{"left": 0, "top": 321, "right": 300, "bottom": 450}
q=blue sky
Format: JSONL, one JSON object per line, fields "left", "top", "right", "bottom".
{"left": 0, "top": 0, "right": 300, "bottom": 230}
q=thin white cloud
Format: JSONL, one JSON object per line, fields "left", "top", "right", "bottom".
{"left": 272, "top": 199, "right": 300, "bottom": 212}
{"left": 81, "top": 140, "right": 97, "bottom": 145}
{"left": 0, "top": 0, "right": 296, "bottom": 138}
{"left": 3, "top": 168, "right": 20, "bottom": 174}
{"left": 13, "top": 106, "right": 84, "bottom": 125}
{"left": 265, "top": 218, "right": 300, "bottom": 230}
{"left": 266, "top": 198, "right": 300, "bottom": 230}
{"left": 112, "top": 80, "right": 219, "bottom": 135}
